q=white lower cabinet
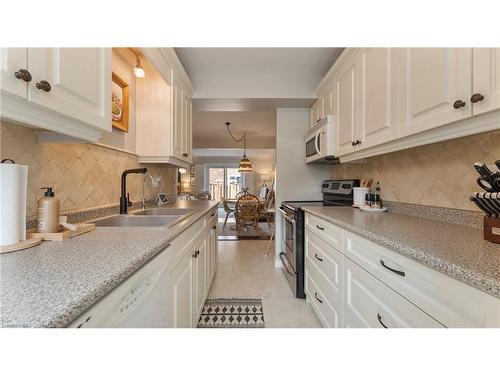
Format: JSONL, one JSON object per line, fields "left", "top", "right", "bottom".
{"left": 69, "top": 208, "right": 217, "bottom": 328}
{"left": 169, "top": 245, "right": 195, "bottom": 328}
{"left": 343, "top": 258, "right": 442, "bottom": 328}
{"left": 304, "top": 213, "right": 500, "bottom": 328}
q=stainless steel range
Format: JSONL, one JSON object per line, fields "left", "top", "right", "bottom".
{"left": 279, "top": 179, "right": 359, "bottom": 298}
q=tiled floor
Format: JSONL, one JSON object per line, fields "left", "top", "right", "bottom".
{"left": 207, "top": 239, "right": 322, "bottom": 328}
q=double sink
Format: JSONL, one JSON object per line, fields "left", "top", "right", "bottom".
{"left": 92, "top": 208, "right": 198, "bottom": 228}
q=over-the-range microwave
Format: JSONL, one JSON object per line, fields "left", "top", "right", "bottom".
{"left": 305, "top": 115, "right": 339, "bottom": 164}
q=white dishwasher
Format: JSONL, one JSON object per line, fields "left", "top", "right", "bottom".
{"left": 69, "top": 245, "right": 171, "bottom": 328}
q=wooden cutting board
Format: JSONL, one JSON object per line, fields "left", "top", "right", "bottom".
{"left": 28, "top": 223, "right": 95, "bottom": 241}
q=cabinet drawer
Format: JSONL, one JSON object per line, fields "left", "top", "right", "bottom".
{"left": 305, "top": 214, "right": 342, "bottom": 250}
{"left": 305, "top": 230, "right": 343, "bottom": 296}
{"left": 344, "top": 258, "right": 443, "bottom": 328}
{"left": 306, "top": 273, "right": 341, "bottom": 328}
{"left": 344, "top": 230, "right": 500, "bottom": 327}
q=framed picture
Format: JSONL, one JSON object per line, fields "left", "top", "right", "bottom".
{"left": 111, "top": 72, "right": 129, "bottom": 132}
{"left": 190, "top": 165, "right": 195, "bottom": 175}
{"left": 190, "top": 176, "right": 195, "bottom": 186}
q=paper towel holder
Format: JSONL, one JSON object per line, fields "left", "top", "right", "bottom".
{"left": 1, "top": 159, "right": 16, "bottom": 164}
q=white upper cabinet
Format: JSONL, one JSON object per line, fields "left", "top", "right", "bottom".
{"left": 28, "top": 48, "right": 111, "bottom": 132}
{"left": 183, "top": 95, "right": 193, "bottom": 162}
{"left": 358, "top": 48, "right": 398, "bottom": 149}
{"left": 0, "top": 48, "right": 111, "bottom": 141}
{"left": 313, "top": 48, "right": 500, "bottom": 163}
{"left": 472, "top": 48, "right": 500, "bottom": 116}
{"left": 0, "top": 48, "right": 28, "bottom": 98}
{"left": 398, "top": 48, "right": 472, "bottom": 137}
{"left": 310, "top": 98, "right": 322, "bottom": 127}
{"left": 136, "top": 48, "right": 193, "bottom": 167}
{"left": 171, "top": 73, "right": 184, "bottom": 160}
{"left": 321, "top": 86, "right": 335, "bottom": 118}
{"left": 335, "top": 54, "right": 359, "bottom": 156}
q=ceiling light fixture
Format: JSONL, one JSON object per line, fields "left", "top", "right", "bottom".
{"left": 129, "top": 48, "right": 145, "bottom": 78}
{"left": 225, "top": 122, "right": 253, "bottom": 173}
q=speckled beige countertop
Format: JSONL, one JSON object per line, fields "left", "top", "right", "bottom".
{"left": 0, "top": 200, "right": 218, "bottom": 328}
{"left": 301, "top": 206, "right": 500, "bottom": 298}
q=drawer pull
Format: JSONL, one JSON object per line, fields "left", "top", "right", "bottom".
{"left": 380, "top": 259, "right": 405, "bottom": 277}
{"left": 314, "top": 253, "right": 323, "bottom": 262}
{"left": 211, "top": 212, "right": 215, "bottom": 217}
{"left": 314, "top": 292, "right": 323, "bottom": 304}
{"left": 316, "top": 225, "right": 325, "bottom": 230}
{"left": 377, "top": 313, "right": 388, "bottom": 328}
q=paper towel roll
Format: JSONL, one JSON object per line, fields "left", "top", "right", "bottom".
{"left": 0, "top": 162, "right": 28, "bottom": 246}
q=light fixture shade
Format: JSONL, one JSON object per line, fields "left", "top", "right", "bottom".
{"left": 178, "top": 167, "right": 187, "bottom": 174}
{"left": 239, "top": 156, "right": 253, "bottom": 173}
{"left": 134, "top": 67, "right": 145, "bottom": 78}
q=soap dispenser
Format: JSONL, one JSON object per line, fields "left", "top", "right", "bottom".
{"left": 37, "top": 187, "right": 60, "bottom": 233}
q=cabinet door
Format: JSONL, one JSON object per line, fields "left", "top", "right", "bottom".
{"left": 27, "top": 48, "right": 111, "bottom": 131}
{"left": 358, "top": 48, "right": 398, "bottom": 149}
{"left": 182, "top": 95, "right": 192, "bottom": 162}
{"left": 171, "top": 75, "right": 184, "bottom": 159}
{"left": 321, "top": 87, "right": 335, "bottom": 117}
{"left": 335, "top": 54, "right": 359, "bottom": 156}
{"left": 0, "top": 48, "right": 28, "bottom": 98}
{"left": 398, "top": 48, "right": 472, "bottom": 137}
{"left": 169, "top": 248, "right": 195, "bottom": 328}
{"left": 472, "top": 48, "right": 500, "bottom": 116}
{"left": 343, "top": 258, "right": 443, "bottom": 328}
{"left": 193, "top": 238, "right": 208, "bottom": 324}
{"left": 310, "top": 99, "right": 321, "bottom": 127}
{"left": 206, "top": 224, "right": 217, "bottom": 287}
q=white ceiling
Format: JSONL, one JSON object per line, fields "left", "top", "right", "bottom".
{"left": 192, "top": 111, "right": 275, "bottom": 149}
{"left": 193, "top": 148, "right": 275, "bottom": 159}
{"left": 192, "top": 98, "right": 315, "bottom": 112}
{"left": 175, "top": 48, "right": 343, "bottom": 99}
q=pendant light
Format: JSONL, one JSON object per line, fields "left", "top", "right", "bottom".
{"left": 225, "top": 122, "right": 253, "bottom": 173}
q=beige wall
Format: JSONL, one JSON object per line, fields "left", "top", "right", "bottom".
{"left": 1, "top": 122, "right": 177, "bottom": 217}
{"left": 331, "top": 129, "right": 500, "bottom": 211}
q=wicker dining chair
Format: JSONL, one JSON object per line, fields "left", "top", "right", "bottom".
{"left": 235, "top": 194, "right": 260, "bottom": 231}
{"left": 222, "top": 199, "right": 236, "bottom": 229}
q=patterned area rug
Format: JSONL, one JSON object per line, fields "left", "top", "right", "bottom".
{"left": 197, "top": 298, "right": 265, "bottom": 328}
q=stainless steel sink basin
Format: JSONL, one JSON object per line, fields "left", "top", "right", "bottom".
{"left": 93, "top": 215, "right": 182, "bottom": 228}
{"left": 132, "top": 208, "right": 197, "bottom": 216}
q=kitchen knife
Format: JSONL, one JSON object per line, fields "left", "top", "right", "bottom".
{"left": 474, "top": 162, "right": 496, "bottom": 192}
{"left": 493, "top": 192, "right": 500, "bottom": 216}
{"left": 486, "top": 192, "right": 500, "bottom": 215}
{"left": 470, "top": 193, "right": 491, "bottom": 216}
{"left": 478, "top": 192, "right": 498, "bottom": 217}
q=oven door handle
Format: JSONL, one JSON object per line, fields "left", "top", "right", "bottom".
{"left": 279, "top": 252, "right": 296, "bottom": 276}
{"left": 278, "top": 208, "right": 295, "bottom": 223}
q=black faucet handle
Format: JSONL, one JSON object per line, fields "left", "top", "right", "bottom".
{"left": 127, "top": 193, "right": 133, "bottom": 207}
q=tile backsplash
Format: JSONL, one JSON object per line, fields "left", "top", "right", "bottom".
{"left": 1, "top": 121, "right": 177, "bottom": 218}
{"left": 331, "top": 129, "right": 500, "bottom": 211}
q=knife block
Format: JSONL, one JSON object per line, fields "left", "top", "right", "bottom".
{"left": 484, "top": 216, "right": 500, "bottom": 244}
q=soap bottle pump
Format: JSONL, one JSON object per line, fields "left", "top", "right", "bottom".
{"left": 37, "top": 187, "right": 60, "bottom": 233}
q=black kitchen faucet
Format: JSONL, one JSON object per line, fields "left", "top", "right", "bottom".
{"left": 120, "top": 168, "right": 147, "bottom": 214}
